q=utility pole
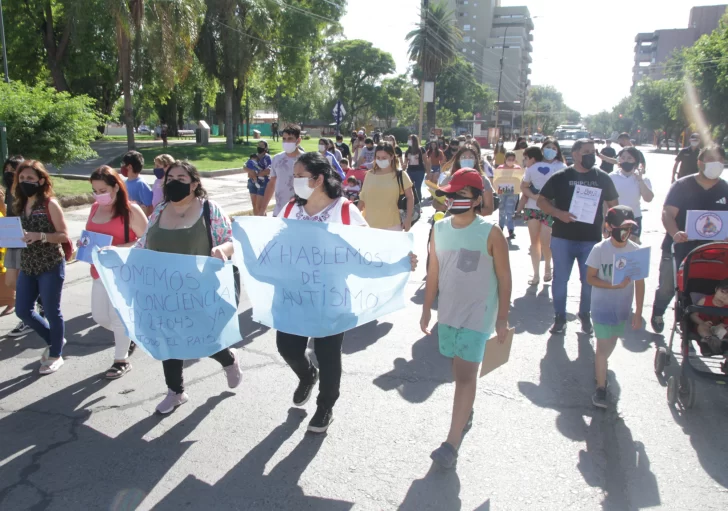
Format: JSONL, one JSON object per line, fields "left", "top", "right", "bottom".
{"left": 0, "top": 0, "right": 9, "bottom": 83}
{"left": 418, "top": 0, "right": 429, "bottom": 141}
{"left": 494, "top": 25, "right": 509, "bottom": 137}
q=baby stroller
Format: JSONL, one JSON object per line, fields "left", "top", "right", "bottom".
{"left": 654, "top": 242, "right": 728, "bottom": 409}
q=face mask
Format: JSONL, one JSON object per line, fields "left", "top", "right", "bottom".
{"left": 294, "top": 177, "right": 315, "bottom": 200}
{"left": 94, "top": 192, "right": 113, "bottom": 206}
{"left": 257, "top": 147, "right": 266, "bottom": 154}
{"left": 611, "top": 227, "right": 631, "bottom": 242}
{"left": 460, "top": 158, "right": 475, "bottom": 169}
{"left": 407, "top": 141, "right": 412, "bottom": 147}
{"left": 459, "top": 142, "right": 465, "bottom": 147}
{"left": 336, "top": 142, "right": 342, "bottom": 146}
{"left": 165, "top": 180, "right": 191, "bottom": 202}
{"left": 20, "top": 181, "right": 40, "bottom": 197}
{"left": 450, "top": 145, "right": 458, "bottom": 151}
{"left": 543, "top": 148, "right": 557, "bottom": 160}
{"left": 445, "top": 196, "right": 474, "bottom": 215}
{"left": 620, "top": 161, "right": 636, "bottom": 173}
{"left": 120, "top": 165, "right": 129, "bottom": 178}
{"left": 581, "top": 154, "right": 596, "bottom": 169}
{"left": 282, "top": 142, "right": 297, "bottom": 153}
{"left": 376, "top": 159, "right": 391, "bottom": 169}
{"left": 319, "top": 144, "right": 327, "bottom": 152}
{"left": 153, "top": 167, "right": 166, "bottom": 179}
{"left": 366, "top": 146, "right": 373, "bottom": 151}
{"left": 3, "top": 172, "right": 14, "bottom": 189}
{"left": 690, "top": 141, "right": 699, "bottom": 148}
{"left": 703, "top": 161, "right": 724, "bottom": 180}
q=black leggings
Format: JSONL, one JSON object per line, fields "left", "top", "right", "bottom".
{"left": 162, "top": 348, "right": 235, "bottom": 394}
{"left": 276, "top": 331, "right": 344, "bottom": 409}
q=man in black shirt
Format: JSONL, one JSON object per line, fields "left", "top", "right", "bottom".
{"left": 671, "top": 132, "right": 701, "bottom": 183}
{"left": 335, "top": 134, "right": 351, "bottom": 161}
{"left": 538, "top": 139, "right": 620, "bottom": 334}
{"left": 597, "top": 139, "right": 617, "bottom": 173}
{"left": 650, "top": 146, "right": 728, "bottom": 333}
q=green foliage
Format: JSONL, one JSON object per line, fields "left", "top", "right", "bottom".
{"left": 376, "top": 75, "right": 420, "bottom": 129}
{"left": 525, "top": 85, "right": 580, "bottom": 135}
{"left": 0, "top": 82, "right": 105, "bottom": 167}
{"left": 384, "top": 127, "right": 411, "bottom": 144}
{"left": 436, "top": 57, "right": 494, "bottom": 125}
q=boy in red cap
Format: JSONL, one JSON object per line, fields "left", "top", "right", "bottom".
{"left": 586, "top": 205, "right": 645, "bottom": 409}
{"left": 420, "top": 168, "right": 512, "bottom": 468}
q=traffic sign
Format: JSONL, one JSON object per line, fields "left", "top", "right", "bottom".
{"left": 332, "top": 101, "right": 346, "bottom": 122}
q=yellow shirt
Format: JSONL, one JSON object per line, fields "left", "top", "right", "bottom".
{"left": 493, "top": 166, "right": 524, "bottom": 194}
{"left": 360, "top": 170, "right": 413, "bottom": 229}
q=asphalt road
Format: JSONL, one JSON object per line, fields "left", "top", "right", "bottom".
{"left": 1, "top": 147, "right": 727, "bottom": 511}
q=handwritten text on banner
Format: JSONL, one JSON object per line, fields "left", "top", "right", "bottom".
{"left": 233, "top": 217, "right": 413, "bottom": 338}
{"left": 92, "top": 247, "right": 241, "bottom": 360}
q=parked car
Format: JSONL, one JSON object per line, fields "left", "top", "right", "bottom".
{"left": 138, "top": 125, "right": 151, "bottom": 134}
{"left": 555, "top": 129, "right": 590, "bottom": 165}
{"left": 532, "top": 133, "right": 544, "bottom": 143}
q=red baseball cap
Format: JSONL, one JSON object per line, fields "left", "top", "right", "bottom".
{"left": 436, "top": 168, "right": 484, "bottom": 196}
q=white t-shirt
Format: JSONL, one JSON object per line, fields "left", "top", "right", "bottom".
{"left": 270, "top": 149, "right": 305, "bottom": 216}
{"left": 275, "top": 196, "right": 368, "bottom": 226}
{"left": 610, "top": 170, "right": 652, "bottom": 218}
{"left": 523, "top": 160, "right": 566, "bottom": 210}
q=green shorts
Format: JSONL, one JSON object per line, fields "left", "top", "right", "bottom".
{"left": 438, "top": 324, "right": 490, "bottom": 363}
{"left": 593, "top": 321, "right": 627, "bottom": 339}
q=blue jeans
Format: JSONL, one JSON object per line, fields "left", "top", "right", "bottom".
{"left": 498, "top": 194, "right": 518, "bottom": 231}
{"left": 550, "top": 237, "right": 596, "bottom": 317}
{"left": 408, "top": 169, "right": 425, "bottom": 202}
{"left": 16, "top": 262, "right": 66, "bottom": 357}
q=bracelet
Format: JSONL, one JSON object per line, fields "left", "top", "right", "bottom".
{"left": 40, "top": 232, "right": 47, "bottom": 243}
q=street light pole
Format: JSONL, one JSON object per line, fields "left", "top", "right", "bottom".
{"left": 418, "top": 0, "right": 429, "bottom": 141}
{"left": 0, "top": 0, "right": 9, "bottom": 83}
{"left": 494, "top": 25, "right": 509, "bottom": 135}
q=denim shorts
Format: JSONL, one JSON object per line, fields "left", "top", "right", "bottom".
{"left": 438, "top": 324, "right": 490, "bottom": 363}
{"left": 247, "top": 179, "right": 267, "bottom": 196}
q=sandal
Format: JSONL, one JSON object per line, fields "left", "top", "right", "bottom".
{"left": 544, "top": 270, "right": 553, "bottom": 282}
{"left": 128, "top": 341, "right": 137, "bottom": 357}
{"left": 528, "top": 277, "right": 540, "bottom": 286}
{"left": 105, "top": 361, "right": 132, "bottom": 380}
{"left": 0, "top": 305, "right": 15, "bottom": 317}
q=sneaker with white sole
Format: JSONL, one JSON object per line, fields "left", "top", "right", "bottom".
{"left": 223, "top": 351, "right": 243, "bottom": 389}
{"left": 39, "top": 357, "right": 64, "bottom": 375}
{"left": 8, "top": 321, "right": 31, "bottom": 337}
{"left": 40, "top": 339, "right": 67, "bottom": 365}
{"left": 156, "top": 390, "right": 189, "bottom": 414}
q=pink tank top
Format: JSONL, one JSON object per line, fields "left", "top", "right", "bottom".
{"left": 86, "top": 203, "right": 137, "bottom": 279}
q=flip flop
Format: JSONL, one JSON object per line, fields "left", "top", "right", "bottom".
{"left": 544, "top": 271, "right": 553, "bottom": 282}
{"left": 528, "top": 277, "right": 540, "bottom": 286}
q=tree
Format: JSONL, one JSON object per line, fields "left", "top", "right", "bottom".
{"left": 524, "top": 85, "right": 579, "bottom": 135}
{"left": 328, "top": 40, "right": 395, "bottom": 130}
{"left": 436, "top": 56, "right": 494, "bottom": 126}
{"left": 0, "top": 81, "right": 104, "bottom": 167}
{"left": 376, "top": 75, "right": 419, "bottom": 129}
{"left": 406, "top": 0, "right": 461, "bottom": 131}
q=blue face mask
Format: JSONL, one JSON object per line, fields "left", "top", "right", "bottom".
{"left": 153, "top": 167, "right": 165, "bottom": 179}
{"left": 460, "top": 158, "right": 475, "bottom": 169}
{"left": 543, "top": 148, "right": 557, "bottom": 160}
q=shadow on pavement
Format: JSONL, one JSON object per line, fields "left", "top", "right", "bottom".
{"left": 344, "top": 320, "right": 393, "bottom": 354}
{"left": 398, "top": 463, "right": 464, "bottom": 510}
{"left": 373, "top": 327, "right": 451, "bottom": 403}
{"left": 0, "top": 374, "right": 233, "bottom": 510}
{"left": 236, "top": 307, "right": 270, "bottom": 347}
{"left": 510, "top": 291, "right": 554, "bottom": 335}
{"left": 154, "top": 408, "right": 352, "bottom": 510}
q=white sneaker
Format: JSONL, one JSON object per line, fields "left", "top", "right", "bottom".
{"left": 156, "top": 390, "right": 189, "bottom": 414}
{"left": 223, "top": 351, "right": 243, "bottom": 389}
{"left": 39, "top": 357, "right": 64, "bottom": 375}
{"left": 40, "top": 339, "right": 67, "bottom": 364}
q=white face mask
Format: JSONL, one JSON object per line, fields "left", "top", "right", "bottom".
{"left": 319, "top": 144, "right": 327, "bottom": 152}
{"left": 460, "top": 158, "right": 475, "bottom": 169}
{"left": 703, "top": 161, "right": 724, "bottom": 180}
{"left": 376, "top": 159, "right": 391, "bottom": 169}
{"left": 407, "top": 140, "right": 412, "bottom": 146}
{"left": 293, "top": 177, "right": 316, "bottom": 199}
{"left": 690, "top": 140, "right": 699, "bottom": 148}
{"left": 282, "top": 142, "right": 298, "bottom": 153}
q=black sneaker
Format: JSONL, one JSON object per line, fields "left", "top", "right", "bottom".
{"left": 8, "top": 321, "right": 31, "bottom": 337}
{"left": 293, "top": 367, "right": 318, "bottom": 407}
{"left": 508, "top": 230, "right": 516, "bottom": 240}
{"left": 128, "top": 341, "right": 137, "bottom": 356}
{"left": 578, "top": 313, "right": 593, "bottom": 335}
{"left": 550, "top": 314, "right": 567, "bottom": 334}
{"left": 592, "top": 387, "right": 608, "bottom": 409}
{"left": 651, "top": 314, "right": 664, "bottom": 334}
{"left": 307, "top": 405, "right": 334, "bottom": 433}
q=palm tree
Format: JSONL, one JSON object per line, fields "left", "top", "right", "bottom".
{"left": 406, "top": 0, "right": 461, "bottom": 131}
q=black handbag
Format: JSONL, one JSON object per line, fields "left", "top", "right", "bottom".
{"left": 203, "top": 200, "right": 241, "bottom": 304}
{"left": 396, "top": 170, "right": 421, "bottom": 225}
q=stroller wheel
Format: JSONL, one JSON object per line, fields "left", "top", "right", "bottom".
{"left": 654, "top": 347, "right": 668, "bottom": 375}
{"left": 679, "top": 376, "right": 697, "bottom": 409}
{"left": 667, "top": 376, "right": 679, "bottom": 406}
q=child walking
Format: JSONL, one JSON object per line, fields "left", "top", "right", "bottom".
{"left": 586, "top": 205, "right": 645, "bottom": 408}
{"left": 493, "top": 151, "right": 523, "bottom": 240}
{"left": 420, "top": 169, "right": 512, "bottom": 468}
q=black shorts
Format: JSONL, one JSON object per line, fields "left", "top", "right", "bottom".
{"left": 633, "top": 216, "right": 642, "bottom": 238}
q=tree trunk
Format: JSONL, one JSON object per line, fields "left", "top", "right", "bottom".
{"left": 225, "top": 78, "right": 234, "bottom": 149}
{"left": 120, "top": 30, "right": 135, "bottom": 150}
{"left": 40, "top": 1, "right": 71, "bottom": 93}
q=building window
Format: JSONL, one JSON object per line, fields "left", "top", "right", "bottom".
{"left": 463, "top": 36, "right": 471, "bottom": 43}
{"left": 463, "top": 24, "right": 470, "bottom": 31}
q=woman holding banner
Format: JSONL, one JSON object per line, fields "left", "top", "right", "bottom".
{"left": 275, "top": 151, "right": 417, "bottom": 433}
{"left": 135, "top": 161, "right": 243, "bottom": 414}
{"left": 14, "top": 161, "right": 70, "bottom": 375}
{"left": 84, "top": 166, "right": 148, "bottom": 379}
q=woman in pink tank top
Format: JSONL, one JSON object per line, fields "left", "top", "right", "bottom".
{"left": 83, "top": 166, "right": 148, "bottom": 379}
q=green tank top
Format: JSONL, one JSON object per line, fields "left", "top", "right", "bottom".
{"left": 146, "top": 212, "right": 210, "bottom": 256}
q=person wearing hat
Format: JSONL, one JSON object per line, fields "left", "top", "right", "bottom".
{"left": 671, "top": 133, "right": 702, "bottom": 183}
{"left": 585, "top": 205, "right": 645, "bottom": 409}
{"left": 420, "top": 168, "right": 512, "bottom": 469}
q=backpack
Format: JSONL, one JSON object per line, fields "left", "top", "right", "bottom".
{"left": 283, "top": 199, "right": 352, "bottom": 224}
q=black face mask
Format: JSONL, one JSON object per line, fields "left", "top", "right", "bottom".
{"left": 257, "top": 147, "right": 266, "bottom": 154}
{"left": 20, "top": 181, "right": 40, "bottom": 197}
{"left": 620, "top": 161, "right": 636, "bottom": 173}
{"left": 165, "top": 180, "right": 191, "bottom": 203}
{"left": 3, "top": 172, "right": 14, "bottom": 190}
{"left": 581, "top": 154, "right": 596, "bottom": 169}
{"left": 611, "top": 227, "right": 631, "bottom": 242}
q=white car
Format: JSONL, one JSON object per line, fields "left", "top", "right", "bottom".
{"left": 532, "top": 133, "right": 544, "bottom": 143}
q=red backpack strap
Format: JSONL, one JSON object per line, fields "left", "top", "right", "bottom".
{"left": 44, "top": 199, "right": 54, "bottom": 229}
{"left": 341, "top": 200, "right": 351, "bottom": 225}
{"left": 283, "top": 199, "right": 296, "bottom": 218}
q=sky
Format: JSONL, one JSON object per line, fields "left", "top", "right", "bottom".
{"left": 340, "top": 0, "right": 725, "bottom": 116}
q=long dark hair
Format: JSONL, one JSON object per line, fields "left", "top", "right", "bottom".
{"left": 406, "top": 134, "right": 421, "bottom": 156}
{"left": 295, "top": 152, "right": 343, "bottom": 206}
{"left": 13, "top": 160, "right": 54, "bottom": 215}
{"left": 541, "top": 137, "right": 564, "bottom": 163}
{"left": 90, "top": 165, "right": 131, "bottom": 221}
{"left": 451, "top": 144, "right": 484, "bottom": 175}
{"left": 163, "top": 160, "right": 208, "bottom": 202}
